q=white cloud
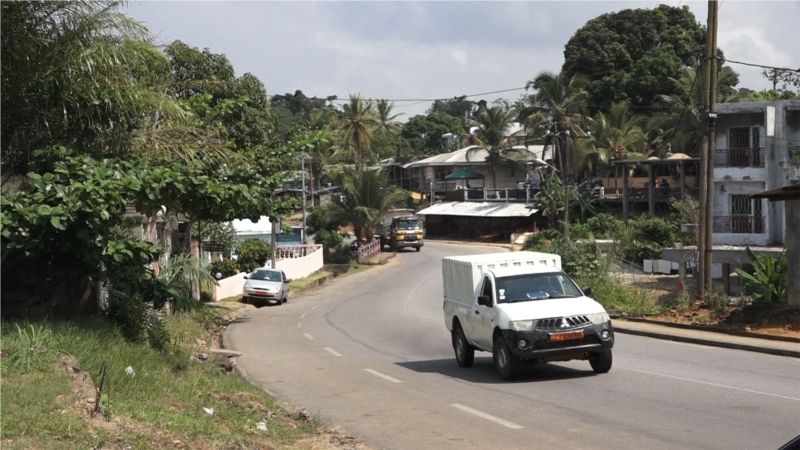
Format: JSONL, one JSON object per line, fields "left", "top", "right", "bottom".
{"left": 126, "top": 1, "right": 799, "bottom": 118}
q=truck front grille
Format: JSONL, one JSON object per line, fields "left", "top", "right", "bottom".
{"left": 536, "top": 315, "right": 590, "bottom": 330}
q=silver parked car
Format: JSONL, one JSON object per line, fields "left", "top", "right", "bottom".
{"left": 242, "top": 268, "right": 290, "bottom": 305}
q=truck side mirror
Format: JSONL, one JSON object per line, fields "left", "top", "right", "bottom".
{"left": 477, "top": 295, "right": 492, "bottom": 307}
{"left": 582, "top": 287, "right": 593, "bottom": 297}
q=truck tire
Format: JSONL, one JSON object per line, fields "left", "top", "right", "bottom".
{"left": 494, "top": 336, "right": 521, "bottom": 381}
{"left": 415, "top": 246, "right": 421, "bottom": 252}
{"left": 589, "top": 349, "right": 612, "bottom": 373}
{"left": 452, "top": 327, "right": 475, "bottom": 368}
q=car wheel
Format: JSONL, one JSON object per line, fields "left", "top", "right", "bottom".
{"left": 452, "top": 327, "right": 475, "bottom": 368}
{"left": 493, "top": 336, "right": 521, "bottom": 381}
{"left": 589, "top": 349, "right": 612, "bottom": 374}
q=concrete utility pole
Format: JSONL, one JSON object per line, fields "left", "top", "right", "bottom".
{"left": 564, "top": 129, "right": 571, "bottom": 242}
{"left": 699, "top": 0, "right": 719, "bottom": 299}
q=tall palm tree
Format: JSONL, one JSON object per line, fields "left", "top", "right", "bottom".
{"left": 580, "top": 102, "right": 649, "bottom": 173}
{"left": 522, "top": 70, "right": 590, "bottom": 174}
{"left": 325, "top": 166, "right": 406, "bottom": 249}
{"left": 375, "top": 99, "right": 403, "bottom": 135}
{"left": 652, "top": 66, "right": 752, "bottom": 157}
{"left": 463, "top": 106, "right": 519, "bottom": 189}
{"left": 331, "top": 94, "right": 380, "bottom": 166}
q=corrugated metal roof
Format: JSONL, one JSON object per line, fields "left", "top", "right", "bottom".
{"left": 403, "top": 145, "right": 546, "bottom": 169}
{"left": 416, "top": 202, "right": 538, "bottom": 218}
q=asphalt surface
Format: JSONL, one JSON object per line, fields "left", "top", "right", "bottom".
{"left": 225, "top": 242, "right": 800, "bottom": 450}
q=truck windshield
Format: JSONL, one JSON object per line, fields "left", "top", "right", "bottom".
{"left": 396, "top": 219, "right": 421, "bottom": 230}
{"left": 495, "top": 272, "right": 583, "bottom": 303}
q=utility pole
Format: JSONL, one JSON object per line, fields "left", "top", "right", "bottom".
{"left": 301, "top": 150, "right": 308, "bottom": 245}
{"left": 564, "top": 129, "right": 571, "bottom": 242}
{"left": 697, "top": 0, "right": 718, "bottom": 301}
{"left": 270, "top": 217, "right": 277, "bottom": 269}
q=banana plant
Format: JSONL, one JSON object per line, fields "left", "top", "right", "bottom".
{"left": 734, "top": 247, "right": 788, "bottom": 303}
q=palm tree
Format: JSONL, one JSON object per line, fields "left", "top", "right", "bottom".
{"left": 652, "top": 66, "right": 752, "bottom": 157}
{"left": 579, "top": 102, "right": 649, "bottom": 173}
{"left": 331, "top": 94, "right": 380, "bottom": 166}
{"left": 375, "top": 99, "right": 403, "bottom": 135}
{"left": 463, "top": 106, "right": 519, "bottom": 188}
{"left": 325, "top": 166, "right": 406, "bottom": 250}
{"left": 522, "top": 70, "right": 590, "bottom": 174}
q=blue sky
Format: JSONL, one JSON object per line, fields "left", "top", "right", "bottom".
{"left": 126, "top": 1, "right": 800, "bottom": 119}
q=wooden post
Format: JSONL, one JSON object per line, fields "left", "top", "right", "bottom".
{"left": 622, "top": 163, "right": 629, "bottom": 222}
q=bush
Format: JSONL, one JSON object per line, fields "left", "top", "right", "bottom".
{"left": 323, "top": 246, "right": 353, "bottom": 264}
{"left": 235, "top": 239, "right": 271, "bottom": 273}
{"left": 585, "top": 213, "right": 624, "bottom": 238}
{"left": 615, "top": 214, "right": 678, "bottom": 262}
{"left": 209, "top": 259, "right": 240, "bottom": 279}
{"left": 314, "top": 229, "right": 343, "bottom": 250}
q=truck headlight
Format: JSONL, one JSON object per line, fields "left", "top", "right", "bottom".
{"left": 587, "top": 312, "right": 610, "bottom": 324}
{"left": 509, "top": 320, "right": 534, "bottom": 332}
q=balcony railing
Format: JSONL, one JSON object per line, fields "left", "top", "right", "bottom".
{"left": 712, "top": 215, "right": 765, "bottom": 234}
{"left": 601, "top": 187, "right": 699, "bottom": 200}
{"left": 714, "top": 147, "right": 765, "bottom": 168}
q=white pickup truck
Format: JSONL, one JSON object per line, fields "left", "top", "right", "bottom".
{"left": 442, "top": 251, "right": 614, "bottom": 380}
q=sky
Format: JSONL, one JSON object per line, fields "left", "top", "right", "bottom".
{"left": 125, "top": 1, "right": 800, "bottom": 120}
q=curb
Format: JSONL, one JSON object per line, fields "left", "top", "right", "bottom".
{"left": 425, "top": 239, "right": 513, "bottom": 250}
{"left": 613, "top": 324, "right": 800, "bottom": 359}
{"left": 625, "top": 317, "right": 800, "bottom": 344}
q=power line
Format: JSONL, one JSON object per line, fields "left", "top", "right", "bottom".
{"left": 328, "top": 87, "right": 527, "bottom": 104}
{"left": 723, "top": 58, "right": 800, "bottom": 73}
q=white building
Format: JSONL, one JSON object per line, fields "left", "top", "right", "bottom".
{"left": 712, "top": 100, "right": 800, "bottom": 246}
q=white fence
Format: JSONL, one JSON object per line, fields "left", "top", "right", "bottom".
{"left": 213, "top": 245, "right": 324, "bottom": 301}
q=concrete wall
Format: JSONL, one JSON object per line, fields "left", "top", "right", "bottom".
{"left": 213, "top": 245, "right": 324, "bottom": 301}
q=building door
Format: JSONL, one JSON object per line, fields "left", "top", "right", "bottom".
{"left": 728, "top": 127, "right": 750, "bottom": 167}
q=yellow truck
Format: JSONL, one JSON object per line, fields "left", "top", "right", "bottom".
{"left": 376, "top": 208, "right": 424, "bottom": 252}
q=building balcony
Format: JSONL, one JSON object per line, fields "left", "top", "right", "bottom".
{"left": 712, "top": 215, "right": 765, "bottom": 234}
{"left": 714, "top": 148, "right": 765, "bottom": 168}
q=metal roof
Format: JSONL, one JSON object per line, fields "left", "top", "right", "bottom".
{"left": 416, "top": 202, "right": 538, "bottom": 218}
{"left": 403, "top": 145, "right": 546, "bottom": 169}
{"left": 750, "top": 183, "right": 800, "bottom": 202}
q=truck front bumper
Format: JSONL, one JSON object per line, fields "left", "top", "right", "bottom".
{"left": 394, "top": 240, "right": 423, "bottom": 249}
{"left": 501, "top": 321, "right": 614, "bottom": 361}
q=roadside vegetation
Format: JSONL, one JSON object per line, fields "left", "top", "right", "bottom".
{"left": 0, "top": 308, "right": 321, "bottom": 450}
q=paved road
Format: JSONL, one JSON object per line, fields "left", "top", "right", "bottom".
{"left": 226, "top": 242, "right": 800, "bottom": 450}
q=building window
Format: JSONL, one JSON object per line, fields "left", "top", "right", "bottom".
{"left": 729, "top": 194, "right": 764, "bottom": 234}
{"left": 727, "top": 126, "right": 761, "bottom": 167}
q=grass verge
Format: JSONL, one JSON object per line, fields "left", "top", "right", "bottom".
{"left": 0, "top": 309, "right": 320, "bottom": 450}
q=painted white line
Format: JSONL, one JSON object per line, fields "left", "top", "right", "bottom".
{"left": 324, "top": 298, "right": 330, "bottom": 303}
{"left": 617, "top": 366, "right": 800, "bottom": 402}
{"left": 324, "top": 347, "right": 342, "bottom": 357}
{"left": 297, "top": 322, "right": 302, "bottom": 328}
{"left": 364, "top": 369, "right": 402, "bottom": 384}
{"left": 336, "top": 292, "right": 343, "bottom": 296}
{"left": 359, "top": 278, "right": 367, "bottom": 282}
{"left": 300, "top": 313, "right": 306, "bottom": 319}
{"left": 310, "top": 305, "right": 319, "bottom": 310}
{"left": 451, "top": 404, "right": 524, "bottom": 430}
{"left": 303, "top": 333, "right": 314, "bottom": 340}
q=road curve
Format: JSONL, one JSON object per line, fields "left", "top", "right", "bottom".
{"left": 225, "top": 242, "right": 800, "bottom": 450}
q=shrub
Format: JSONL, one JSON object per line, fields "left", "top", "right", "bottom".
{"left": 314, "top": 229, "right": 343, "bottom": 251}
{"left": 734, "top": 247, "right": 788, "bottom": 303}
{"left": 209, "top": 259, "right": 240, "bottom": 279}
{"left": 235, "top": 239, "right": 271, "bottom": 273}
{"left": 585, "top": 213, "right": 624, "bottom": 238}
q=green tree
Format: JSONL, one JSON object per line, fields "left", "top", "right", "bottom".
{"left": 581, "top": 102, "right": 648, "bottom": 172}
{"left": 325, "top": 167, "right": 406, "bottom": 250}
{"left": 562, "top": 5, "right": 739, "bottom": 113}
{"left": 331, "top": 94, "right": 380, "bottom": 166}
{"left": 463, "top": 106, "right": 521, "bottom": 189}
{"left": 235, "top": 239, "right": 272, "bottom": 273}
{"left": 401, "top": 113, "right": 464, "bottom": 155}
{"left": 522, "top": 70, "right": 589, "bottom": 174}
{"left": 375, "top": 99, "right": 403, "bottom": 135}
{"left": 427, "top": 96, "right": 475, "bottom": 120}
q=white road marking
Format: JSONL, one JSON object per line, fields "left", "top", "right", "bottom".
{"left": 324, "top": 347, "right": 342, "bottom": 357}
{"left": 303, "top": 333, "right": 314, "bottom": 340}
{"left": 297, "top": 322, "right": 302, "bottom": 328}
{"left": 617, "top": 366, "right": 800, "bottom": 402}
{"left": 310, "top": 305, "right": 319, "bottom": 310}
{"left": 324, "top": 298, "right": 330, "bottom": 303}
{"left": 300, "top": 313, "right": 306, "bottom": 319}
{"left": 364, "top": 369, "right": 402, "bottom": 384}
{"left": 336, "top": 292, "right": 343, "bottom": 295}
{"left": 451, "top": 404, "right": 524, "bottom": 429}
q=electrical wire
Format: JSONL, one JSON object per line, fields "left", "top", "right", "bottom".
{"left": 723, "top": 58, "right": 800, "bottom": 73}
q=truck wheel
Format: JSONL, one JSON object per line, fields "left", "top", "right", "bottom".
{"left": 415, "top": 246, "right": 421, "bottom": 252}
{"left": 494, "top": 336, "right": 521, "bottom": 381}
{"left": 589, "top": 349, "right": 612, "bottom": 374}
{"left": 452, "top": 327, "right": 475, "bottom": 368}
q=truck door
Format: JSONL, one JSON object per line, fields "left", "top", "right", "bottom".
{"left": 472, "top": 276, "right": 496, "bottom": 350}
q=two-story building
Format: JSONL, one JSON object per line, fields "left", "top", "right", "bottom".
{"left": 712, "top": 100, "right": 800, "bottom": 246}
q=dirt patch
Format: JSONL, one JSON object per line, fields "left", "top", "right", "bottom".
{"left": 653, "top": 300, "right": 800, "bottom": 339}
